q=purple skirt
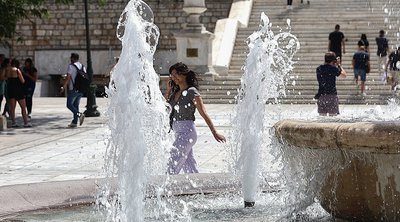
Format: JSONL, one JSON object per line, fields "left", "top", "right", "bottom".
{"left": 317, "top": 94, "right": 339, "bottom": 115}
{"left": 167, "top": 120, "right": 198, "bottom": 174}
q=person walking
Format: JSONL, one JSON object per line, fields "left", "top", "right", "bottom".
{"left": 352, "top": 45, "right": 370, "bottom": 96}
{"left": 0, "top": 54, "right": 6, "bottom": 116}
{"left": 385, "top": 46, "right": 400, "bottom": 91}
{"left": 0, "top": 54, "right": 9, "bottom": 117}
{"left": 315, "top": 52, "right": 347, "bottom": 116}
{"left": 376, "top": 30, "right": 389, "bottom": 79}
{"left": 22, "top": 58, "right": 38, "bottom": 119}
{"left": 328, "top": 24, "right": 346, "bottom": 61}
{"left": 4, "top": 58, "right": 30, "bottom": 127}
{"left": 60, "top": 53, "right": 85, "bottom": 128}
{"left": 357, "top": 33, "right": 369, "bottom": 53}
{"left": 287, "top": 0, "right": 293, "bottom": 9}
{"left": 165, "top": 62, "right": 226, "bottom": 174}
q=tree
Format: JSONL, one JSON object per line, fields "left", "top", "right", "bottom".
{"left": 0, "top": 0, "right": 72, "bottom": 43}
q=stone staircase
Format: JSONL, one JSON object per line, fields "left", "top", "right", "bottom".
{"left": 201, "top": 0, "right": 399, "bottom": 104}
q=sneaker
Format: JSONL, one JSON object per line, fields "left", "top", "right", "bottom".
{"left": 68, "top": 123, "right": 77, "bottom": 128}
{"left": 23, "top": 123, "right": 32, "bottom": 128}
{"left": 79, "top": 113, "right": 85, "bottom": 126}
{"left": 28, "top": 115, "right": 31, "bottom": 119}
{"left": 11, "top": 123, "right": 18, "bottom": 128}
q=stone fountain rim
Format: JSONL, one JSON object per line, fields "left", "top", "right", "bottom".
{"left": 0, "top": 173, "right": 276, "bottom": 218}
{"left": 274, "top": 119, "right": 400, "bottom": 153}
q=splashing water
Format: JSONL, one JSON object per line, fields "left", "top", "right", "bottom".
{"left": 98, "top": 0, "right": 170, "bottom": 221}
{"left": 382, "top": 1, "right": 400, "bottom": 45}
{"left": 229, "top": 12, "right": 299, "bottom": 205}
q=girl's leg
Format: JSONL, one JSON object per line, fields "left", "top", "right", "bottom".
{"left": 26, "top": 92, "right": 33, "bottom": 115}
{"left": 17, "top": 99, "right": 29, "bottom": 125}
{"left": 167, "top": 122, "right": 198, "bottom": 174}
{"left": 183, "top": 148, "right": 199, "bottom": 174}
{"left": 9, "top": 98, "right": 16, "bottom": 124}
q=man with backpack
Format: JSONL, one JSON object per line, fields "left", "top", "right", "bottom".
{"left": 386, "top": 47, "right": 400, "bottom": 91}
{"left": 352, "top": 45, "right": 370, "bottom": 97}
{"left": 60, "top": 53, "right": 86, "bottom": 127}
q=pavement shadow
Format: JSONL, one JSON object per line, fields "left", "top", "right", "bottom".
{"left": 2, "top": 116, "right": 71, "bottom": 135}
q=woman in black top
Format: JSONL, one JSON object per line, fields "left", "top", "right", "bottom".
{"left": 22, "top": 58, "right": 38, "bottom": 118}
{"left": 5, "top": 59, "right": 30, "bottom": 127}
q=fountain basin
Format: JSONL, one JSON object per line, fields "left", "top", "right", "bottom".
{"left": 0, "top": 173, "right": 274, "bottom": 218}
{"left": 274, "top": 119, "right": 400, "bottom": 221}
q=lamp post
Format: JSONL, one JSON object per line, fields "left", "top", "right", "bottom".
{"left": 83, "top": 0, "right": 100, "bottom": 117}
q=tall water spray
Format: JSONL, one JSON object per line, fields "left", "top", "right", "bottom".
{"left": 231, "top": 13, "right": 299, "bottom": 206}
{"left": 100, "top": 1, "right": 170, "bottom": 221}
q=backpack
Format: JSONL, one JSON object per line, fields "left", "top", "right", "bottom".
{"left": 72, "top": 64, "right": 90, "bottom": 93}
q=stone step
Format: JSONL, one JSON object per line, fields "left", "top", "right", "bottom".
{"left": 203, "top": 0, "right": 398, "bottom": 104}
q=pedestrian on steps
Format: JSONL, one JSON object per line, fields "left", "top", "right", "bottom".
{"left": 287, "top": 0, "right": 293, "bottom": 9}
{"left": 328, "top": 24, "right": 346, "bottom": 61}
{"left": 385, "top": 46, "right": 400, "bottom": 91}
{"left": 352, "top": 45, "right": 370, "bottom": 97}
{"left": 376, "top": 30, "right": 389, "bottom": 79}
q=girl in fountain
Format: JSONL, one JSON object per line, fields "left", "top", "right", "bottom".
{"left": 165, "top": 62, "right": 226, "bottom": 174}
{"left": 315, "top": 52, "right": 347, "bottom": 116}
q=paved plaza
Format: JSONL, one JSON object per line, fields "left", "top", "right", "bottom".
{"left": 0, "top": 97, "right": 236, "bottom": 187}
{"left": 1, "top": 97, "right": 395, "bottom": 188}
{"left": 0, "top": 96, "right": 399, "bottom": 218}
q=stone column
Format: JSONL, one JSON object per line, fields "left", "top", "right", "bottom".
{"left": 174, "top": 0, "right": 216, "bottom": 80}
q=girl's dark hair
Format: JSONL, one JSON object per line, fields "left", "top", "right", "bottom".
{"left": 361, "top": 33, "right": 367, "bottom": 40}
{"left": 1, "top": 58, "right": 9, "bottom": 68}
{"left": 11, "top": 58, "right": 19, "bottom": 68}
{"left": 169, "top": 62, "right": 199, "bottom": 90}
{"left": 25, "top": 58, "right": 33, "bottom": 66}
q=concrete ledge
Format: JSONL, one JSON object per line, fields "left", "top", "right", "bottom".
{"left": 0, "top": 179, "right": 102, "bottom": 218}
{"left": 0, "top": 173, "right": 276, "bottom": 218}
{"left": 212, "top": 0, "right": 253, "bottom": 75}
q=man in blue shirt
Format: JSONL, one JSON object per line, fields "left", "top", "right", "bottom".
{"left": 316, "top": 52, "right": 347, "bottom": 116}
{"left": 352, "top": 46, "right": 370, "bottom": 96}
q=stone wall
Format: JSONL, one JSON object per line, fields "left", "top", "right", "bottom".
{"left": 10, "top": 0, "right": 232, "bottom": 75}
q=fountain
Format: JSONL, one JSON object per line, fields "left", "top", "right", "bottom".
{"left": 95, "top": 0, "right": 399, "bottom": 221}
{"left": 274, "top": 119, "right": 400, "bottom": 221}
{"left": 3, "top": 0, "right": 400, "bottom": 221}
{"left": 229, "top": 13, "right": 299, "bottom": 208}
{"left": 99, "top": 0, "right": 171, "bottom": 221}
{"left": 98, "top": 0, "right": 319, "bottom": 220}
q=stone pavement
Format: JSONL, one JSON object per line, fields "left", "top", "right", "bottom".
{"left": 0, "top": 97, "right": 236, "bottom": 187}
{"left": 0, "top": 97, "right": 393, "bottom": 188}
